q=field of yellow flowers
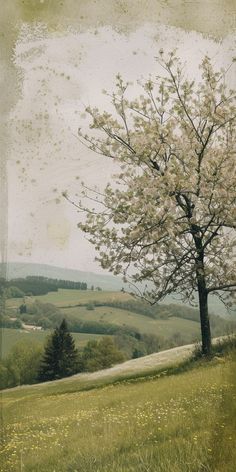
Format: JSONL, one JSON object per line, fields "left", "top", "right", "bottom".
{"left": 1, "top": 355, "right": 235, "bottom": 472}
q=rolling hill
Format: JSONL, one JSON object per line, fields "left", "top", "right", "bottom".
{"left": 2, "top": 261, "right": 232, "bottom": 316}
{"left": 4, "top": 286, "right": 235, "bottom": 364}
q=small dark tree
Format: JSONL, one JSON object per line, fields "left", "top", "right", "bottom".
{"left": 19, "top": 304, "right": 27, "bottom": 314}
{"left": 58, "top": 319, "right": 80, "bottom": 377}
{"left": 38, "top": 319, "right": 79, "bottom": 381}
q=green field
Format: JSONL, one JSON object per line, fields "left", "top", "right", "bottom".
{"left": 0, "top": 328, "right": 110, "bottom": 357}
{"left": 4, "top": 289, "right": 202, "bottom": 352}
{"left": 1, "top": 353, "right": 235, "bottom": 472}
{"left": 63, "top": 305, "right": 200, "bottom": 340}
{"left": 6, "top": 289, "right": 132, "bottom": 309}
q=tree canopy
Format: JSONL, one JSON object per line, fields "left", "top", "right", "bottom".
{"left": 67, "top": 51, "right": 236, "bottom": 355}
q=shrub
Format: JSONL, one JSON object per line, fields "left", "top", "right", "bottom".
{"left": 86, "top": 303, "right": 95, "bottom": 311}
{"left": 82, "top": 337, "right": 125, "bottom": 372}
{"left": 0, "top": 340, "right": 43, "bottom": 389}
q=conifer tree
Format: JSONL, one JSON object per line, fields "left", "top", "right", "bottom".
{"left": 38, "top": 319, "right": 79, "bottom": 381}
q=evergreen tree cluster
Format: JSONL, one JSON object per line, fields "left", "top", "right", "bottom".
{"left": 37, "top": 319, "right": 126, "bottom": 382}
{"left": 0, "top": 322, "right": 125, "bottom": 389}
{"left": 26, "top": 276, "right": 87, "bottom": 291}
{"left": 2, "top": 276, "right": 88, "bottom": 297}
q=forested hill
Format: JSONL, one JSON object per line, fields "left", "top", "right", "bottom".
{"left": 1, "top": 276, "right": 87, "bottom": 297}
{"left": 4, "top": 262, "right": 123, "bottom": 291}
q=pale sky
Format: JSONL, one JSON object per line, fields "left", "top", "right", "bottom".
{"left": 8, "top": 22, "right": 235, "bottom": 273}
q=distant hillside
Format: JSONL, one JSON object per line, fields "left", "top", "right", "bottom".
{"left": 4, "top": 262, "right": 123, "bottom": 291}
{"left": 3, "top": 262, "right": 233, "bottom": 317}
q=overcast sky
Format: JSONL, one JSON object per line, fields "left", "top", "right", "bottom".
{"left": 8, "top": 22, "right": 235, "bottom": 273}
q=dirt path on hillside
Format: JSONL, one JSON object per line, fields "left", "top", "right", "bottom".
{"left": 79, "top": 342, "right": 195, "bottom": 380}
{"left": 25, "top": 342, "right": 195, "bottom": 392}
{"left": 4, "top": 337, "right": 227, "bottom": 393}
{"left": 6, "top": 336, "right": 227, "bottom": 394}
{"left": 34, "top": 336, "right": 227, "bottom": 388}
{"left": 2, "top": 343, "right": 196, "bottom": 394}
{"left": 78, "top": 336, "right": 226, "bottom": 382}
{"left": 72, "top": 336, "right": 226, "bottom": 383}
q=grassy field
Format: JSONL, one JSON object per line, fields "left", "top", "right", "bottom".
{"left": 63, "top": 305, "right": 200, "bottom": 340}
{"left": 1, "top": 353, "right": 235, "bottom": 472}
{"left": 0, "top": 328, "right": 110, "bottom": 357}
{"left": 5, "top": 289, "right": 201, "bottom": 352}
{"left": 6, "top": 289, "right": 132, "bottom": 309}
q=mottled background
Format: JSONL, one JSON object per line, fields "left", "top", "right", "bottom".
{"left": 1, "top": 0, "right": 236, "bottom": 277}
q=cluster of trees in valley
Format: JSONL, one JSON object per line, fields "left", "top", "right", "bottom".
{"left": 0, "top": 320, "right": 125, "bottom": 389}
{"left": 2, "top": 312, "right": 235, "bottom": 390}
{"left": 1, "top": 289, "right": 236, "bottom": 390}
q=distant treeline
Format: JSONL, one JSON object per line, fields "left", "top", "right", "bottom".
{"left": 67, "top": 318, "right": 140, "bottom": 338}
{"left": 25, "top": 276, "right": 87, "bottom": 291}
{"left": 1, "top": 276, "right": 87, "bottom": 297}
{"left": 80, "top": 299, "right": 200, "bottom": 321}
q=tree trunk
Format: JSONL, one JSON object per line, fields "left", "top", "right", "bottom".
{"left": 197, "top": 276, "right": 211, "bottom": 356}
{"left": 191, "top": 223, "right": 212, "bottom": 356}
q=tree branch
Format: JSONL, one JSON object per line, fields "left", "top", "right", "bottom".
{"left": 207, "top": 283, "right": 236, "bottom": 294}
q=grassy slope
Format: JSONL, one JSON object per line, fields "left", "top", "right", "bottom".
{"left": 0, "top": 328, "right": 110, "bottom": 357}
{"left": 6, "top": 289, "right": 132, "bottom": 309}
{"left": 1, "top": 352, "right": 235, "bottom": 472}
{"left": 63, "top": 305, "right": 200, "bottom": 339}
{"left": 6, "top": 290, "right": 201, "bottom": 345}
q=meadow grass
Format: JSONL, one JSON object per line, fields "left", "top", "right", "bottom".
{"left": 1, "top": 354, "right": 235, "bottom": 471}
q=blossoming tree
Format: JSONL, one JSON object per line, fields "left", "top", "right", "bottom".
{"left": 69, "top": 52, "right": 236, "bottom": 355}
